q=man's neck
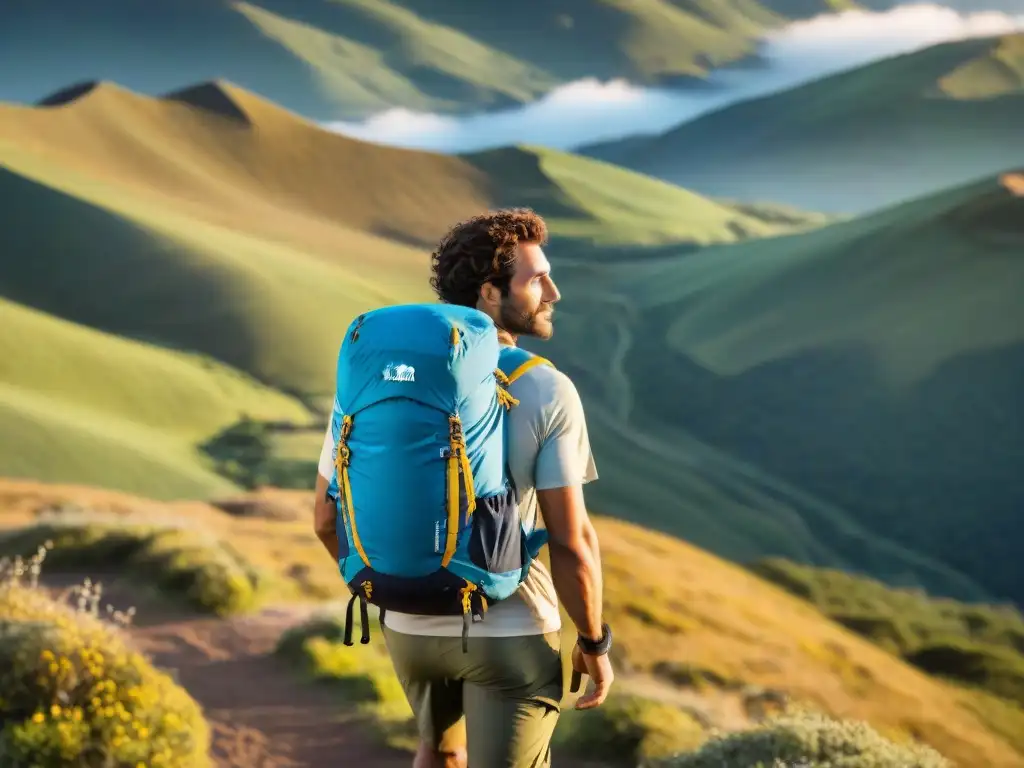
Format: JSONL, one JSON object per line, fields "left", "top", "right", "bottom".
{"left": 497, "top": 329, "right": 518, "bottom": 348}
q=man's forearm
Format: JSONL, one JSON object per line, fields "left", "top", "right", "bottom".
{"left": 317, "top": 527, "right": 340, "bottom": 561}
{"left": 583, "top": 520, "right": 603, "bottom": 622}
{"left": 313, "top": 476, "right": 341, "bottom": 561}
{"left": 549, "top": 530, "right": 604, "bottom": 641}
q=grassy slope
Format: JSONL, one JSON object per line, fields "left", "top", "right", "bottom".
{"left": 531, "top": 170, "right": 1024, "bottom": 604}
{"left": 1, "top": 80, "right": 1017, "bottom": 608}
{"left": 1, "top": 79, "right": 1010, "bottom": 607}
{"left": 0, "top": 0, "right": 864, "bottom": 119}
{"left": 0, "top": 82, "right": 799, "bottom": 399}
{"left": 0, "top": 297, "right": 309, "bottom": 500}
{"left": 1, "top": 481, "right": 1020, "bottom": 767}
{"left": 464, "top": 145, "right": 832, "bottom": 245}
{"left": 582, "top": 34, "right": 1024, "bottom": 213}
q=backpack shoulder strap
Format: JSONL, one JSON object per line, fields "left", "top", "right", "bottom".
{"left": 497, "top": 346, "right": 554, "bottom": 385}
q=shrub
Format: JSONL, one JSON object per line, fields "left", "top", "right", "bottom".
{"left": 652, "top": 660, "right": 741, "bottom": 691}
{"left": 654, "top": 710, "right": 950, "bottom": 768}
{"left": 0, "top": 519, "right": 267, "bottom": 616}
{"left": 275, "top": 610, "right": 413, "bottom": 747}
{"left": 905, "top": 637, "right": 1024, "bottom": 705}
{"left": 0, "top": 546, "right": 210, "bottom": 767}
{"left": 553, "top": 693, "right": 706, "bottom": 766}
{"left": 830, "top": 612, "right": 915, "bottom": 656}
{"left": 749, "top": 557, "right": 1024, "bottom": 703}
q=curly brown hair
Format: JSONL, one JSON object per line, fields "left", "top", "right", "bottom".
{"left": 429, "top": 208, "right": 548, "bottom": 307}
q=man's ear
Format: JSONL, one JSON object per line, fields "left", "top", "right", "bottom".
{"left": 479, "top": 280, "right": 501, "bottom": 308}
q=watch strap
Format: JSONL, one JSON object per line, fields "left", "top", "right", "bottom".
{"left": 577, "top": 622, "right": 612, "bottom": 656}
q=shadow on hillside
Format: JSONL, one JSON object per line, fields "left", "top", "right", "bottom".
{"left": 624, "top": 331, "right": 1024, "bottom": 605}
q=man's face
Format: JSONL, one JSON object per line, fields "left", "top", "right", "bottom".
{"left": 497, "top": 243, "right": 561, "bottom": 340}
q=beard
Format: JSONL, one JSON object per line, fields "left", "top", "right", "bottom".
{"left": 498, "top": 294, "right": 555, "bottom": 340}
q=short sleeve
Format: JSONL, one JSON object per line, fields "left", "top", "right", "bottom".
{"left": 317, "top": 398, "right": 341, "bottom": 479}
{"left": 534, "top": 371, "right": 599, "bottom": 491}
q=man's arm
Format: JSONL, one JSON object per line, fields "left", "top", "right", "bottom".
{"left": 538, "top": 484, "right": 603, "bottom": 642}
{"left": 313, "top": 416, "right": 340, "bottom": 561}
{"left": 314, "top": 471, "right": 340, "bottom": 561}
{"left": 530, "top": 370, "right": 612, "bottom": 708}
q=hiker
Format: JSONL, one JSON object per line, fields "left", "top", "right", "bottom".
{"left": 313, "top": 207, "right": 612, "bottom": 768}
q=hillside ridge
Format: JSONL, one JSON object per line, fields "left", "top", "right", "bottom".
{"left": 579, "top": 33, "right": 1024, "bottom": 213}
{"left": 163, "top": 80, "right": 253, "bottom": 124}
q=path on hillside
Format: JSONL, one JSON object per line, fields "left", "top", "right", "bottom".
{"left": 45, "top": 574, "right": 410, "bottom": 768}
{"left": 43, "top": 573, "right": 613, "bottom": 767}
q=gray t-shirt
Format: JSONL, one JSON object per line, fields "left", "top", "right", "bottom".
{"left": 316, "top": 352, "right": 598, "bottom": 637}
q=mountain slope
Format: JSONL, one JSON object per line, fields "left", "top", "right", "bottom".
{"left": 0, "top": 297, "right": 309, "bottom": 500}
{"left": 0, "top": 81, "right": 808, "bottom": 398}
{"left": 582, "top": 34, "right": 1024, "bottom": 213}
{"left": 0, "top": 0, "right": 868, "bottom": 119}
{"left": 528, "top": 170, "right": 1024, "bottom": 604}
{"left": 2, "top": 480, "right": 1021, "bottom": 766}
{"left": 2, "top": 79, "right": 1017, "bottom": 611}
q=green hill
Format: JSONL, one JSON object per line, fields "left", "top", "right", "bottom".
{"left": 582, "top": 34, "right": 1024, "bottom": 213}
{"left": 0, "top": 81, "right": 822, "bottom": 500}
{"left": 0, "top": 82, "right": 811, "bottom": 398}
{"left": 2, "top": 79, "right": 1020, "bottom": 610}
{"left": 527, "top": 169, "right": 1024, "bottom": 604}
{"left": 0, "top": 0, "right": 867, "bottom": 119}
{"left": 0, "top": 296, "right": 309, "bottom": 500}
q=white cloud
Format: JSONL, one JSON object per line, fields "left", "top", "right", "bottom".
{"left": 325, "top": 4, "right": 1024, "bottom": 154}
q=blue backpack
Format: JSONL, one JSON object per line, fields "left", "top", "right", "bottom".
{"left": 326, "top": 303, "right": 553, "bottom": 650}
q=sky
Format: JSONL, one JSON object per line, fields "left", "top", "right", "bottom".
{"left": 325, "top": 3, "right": 1024, "bottom": 153}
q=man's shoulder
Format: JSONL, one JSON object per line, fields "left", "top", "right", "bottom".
{"left": 508, "top": 356, "right": 580, "bottom": 404}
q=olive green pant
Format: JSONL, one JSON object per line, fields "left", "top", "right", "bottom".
{"left": 381, "top": 626, "right": 564, "bottom": 767}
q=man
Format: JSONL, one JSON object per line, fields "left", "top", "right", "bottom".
{"left": 313, "top": 208, "right": 612, "bottom": 768}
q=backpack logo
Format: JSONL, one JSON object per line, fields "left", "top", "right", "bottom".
{"left": 383, "top": 363, "right": 415, "bottom": 382}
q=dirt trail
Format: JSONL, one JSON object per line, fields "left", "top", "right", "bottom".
{"left": 44, "top": 574, "right": 410, "bottom": 768}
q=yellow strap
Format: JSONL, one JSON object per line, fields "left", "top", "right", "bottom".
{"left": 460, "top": 449, "right": 476, "bottom": 516}
{"left": 496, "top": 384, "right": 519, "bottom": 410}
{"left": 341, "top": 465, "right": 370, "bottom": 567}
{"left": 441, "top": 414, "right": 477, "bottom": 566}
{"left": 442, "top": 448, "right": 460, "bottom": 567}
{"left": 460, "top": 582, "right": 476, "bottom": 614}
{"left": 335, "top": 415, "right": 370, "bottom": 568}
{"left": 506, "top": 356, "right": 553, "bottom": 385}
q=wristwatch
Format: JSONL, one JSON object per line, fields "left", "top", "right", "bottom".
{"left": 577, "top": 622, "right": 612, "bottom": 656}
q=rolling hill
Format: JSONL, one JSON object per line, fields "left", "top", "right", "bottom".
{"left": 0, "top": 297, "right": 310, "bottom": 500}
{"left": 1, "top": 78, "right": 1019, "bottom": 614}
{"left": 1, "top": 480, "right": 1023, "bottom": 767}
{"left": 0, "top": 0, "right": 873, "bottom": 120}
{"left": 582, "top": 34, "right": 1024, "bottom": 213}
{"left": 528, "top": 169, "right": 1024, "bottom": 605}
{"left": 0, "top": 80, "right": 819, "bottom": 499}
{"left": 0, "top": 80, "right": 814, "bottom": 398}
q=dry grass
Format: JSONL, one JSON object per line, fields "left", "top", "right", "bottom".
{"left": 1, "top": 480, "right": 1022, "bottom": 766}
{"left": 562, "top": 518, "right": 1024, "bottom": 767}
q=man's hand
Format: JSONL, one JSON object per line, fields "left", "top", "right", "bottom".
{"left": 570, "top": 642, "right": 614, "bottom": 710}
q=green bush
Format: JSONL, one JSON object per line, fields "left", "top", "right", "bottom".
{"left": 275, "top": 609, "right": 413, "bottom": 747}
{"left": 0, "top": 519, "right": 268, "bottom": 616}
{"left": 905, "top": 637, "right": 1024, "bottom": 705}
{"left": 553, "top": 693, "right": 706, "bottom": 766}
{"left": 829, "top": 612, "right": 915, "bottom": 656}
{"left": 654, "top": 710, "right": 950, "bottom": 768}
{"left": 0, "top": 546, "right": 210, "bottom": 767}
{"left": 749, "top": 557, "right": 1024, "bottom": 702}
